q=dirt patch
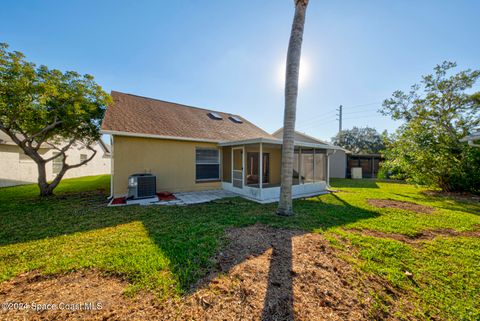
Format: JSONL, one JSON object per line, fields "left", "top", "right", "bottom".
{"left": 0, "top": 224, "right": 408, "bottom": 320}
{"left": 423, "top": 190, "right": 480, "bottom": 203}
{"left": 367, "top": 198, "right": 434, "bottom": 214}
{"left": 348, "top": 227, "right": 480, "bottom": 245}
{"left": 0, "top": 270, "right": 160, "bottom": 321}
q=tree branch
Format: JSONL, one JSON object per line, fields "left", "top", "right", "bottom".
{"left": 43, "top": 139, "right": 77, "bottom": 162}
{"left": 64, "top": 145, "right": 97, "bottom": 170}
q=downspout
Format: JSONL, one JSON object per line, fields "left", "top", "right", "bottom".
{"left": 108, "top": 135, "right": 114, "bottom": 200}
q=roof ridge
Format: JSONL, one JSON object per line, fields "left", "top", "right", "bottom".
{"left": 111, "top": 90, "right": 242, "bottom": 118}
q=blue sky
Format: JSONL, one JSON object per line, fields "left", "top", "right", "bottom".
{"left": 1, "top": 0, "right": 479, "bottom": 141}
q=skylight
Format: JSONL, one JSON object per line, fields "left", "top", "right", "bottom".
{"left": 229, "top": 116, "right": 243, "bottom": 123}
{"left": 208, "top": 112, "right": 223, "bottom": 120}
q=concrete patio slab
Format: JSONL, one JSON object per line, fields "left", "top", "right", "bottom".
{"left": 109, "top": 189, "right": 237, "bottom": 207}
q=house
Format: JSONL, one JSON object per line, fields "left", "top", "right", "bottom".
{"left": 461, "top": 130, "right": 480, "bottom": 147}
{"left": 272, "top": 128, "right": 348, "bottom": 178}
{"left": 101, "top": 91, "right": 341, "bottom": 203}
{"left": 0, "top": 132, "right": 111, "bottom": 187}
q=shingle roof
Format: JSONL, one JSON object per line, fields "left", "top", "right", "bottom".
{"left": 101, "top": 91, "right": 275, "bottom": 142}
{"left": 272, "top": 127, "right": 349, "bottom": 152}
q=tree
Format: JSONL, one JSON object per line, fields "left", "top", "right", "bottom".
{"left": 0, "top": 43, "right": 111, "bottom": 196}
{"left": 277, "top": 0, "right": 309, "bottom": 216}
{"left": 332, "top": 126, "right": 386, "bottom": 154}
{"left": 381, "top": 61, "right": 480, "bottom": 193}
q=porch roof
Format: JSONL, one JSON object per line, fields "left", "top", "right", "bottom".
{"left": 218, "top": 137, "right": 342, "bottom": 150}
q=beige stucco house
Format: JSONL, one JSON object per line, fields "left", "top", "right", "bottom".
{"left": 461, "top": 130, "right": 480, "bottom": 147}
{"left": 272, "top": 128, "right": 348, "bottom": 179}
{"left": 102, "top": 91, "right": 341, "bottom": 203}
{"left": 0, "top": 132, "right": 111, "bottom": 187}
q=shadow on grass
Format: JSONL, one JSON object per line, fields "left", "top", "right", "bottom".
{"left": 0, "top": 179, "right": 383, "bottom": 319}
{"left": 330, "top": 178, "right": 379, "bottom": 189}
{"left": 392, "top": 192, "right": 480, "bottom": 216}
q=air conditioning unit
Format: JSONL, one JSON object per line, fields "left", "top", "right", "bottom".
{"left": 127, "top": 173, "right": 156, "bottom": 199}
{"left": 351, "top": 167, "right": 363, "bottom": 179}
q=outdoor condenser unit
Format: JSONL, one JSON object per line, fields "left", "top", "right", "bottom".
{"left": 127, "top": 173, "right": 156, "bottom": 199}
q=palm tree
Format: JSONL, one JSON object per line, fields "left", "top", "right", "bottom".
{"left": 277, "top": 0, "right": 309, "bottom": 216}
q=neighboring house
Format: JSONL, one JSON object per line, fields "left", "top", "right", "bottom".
{"left": 461, "top": 130, "right": 480, "bottom": 147}
{"left": 272, "top": 128, "right": 348, "bottom": 179}
{"left": 101, "top": 91, "right": 342, "bottom": 203}
{"left": 0, "top": 132, "right": 111, "bottom": 187}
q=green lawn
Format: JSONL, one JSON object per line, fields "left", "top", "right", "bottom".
{"left": 0, "top": 176, "right": 478, "bottom": 320}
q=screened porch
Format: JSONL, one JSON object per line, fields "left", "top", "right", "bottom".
{"left": 219, "top": 138, "right": 335, "bottom": 203}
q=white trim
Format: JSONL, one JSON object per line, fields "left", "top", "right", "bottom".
{"left": 220, "top": 137, "right": 282, "bottom": 146}
{"left": 326, "top": 149, "right": 336, "bottom": 187}
{"left": 259, "top": 142, "right": 263, "bottom": 191}
{"left": 109, "top": 135, "right": 114, "bottom": 199}
{"left": 222, "top": 181, "right": 328, "bottom": 203}
{"left": 101, "top": 130, "right": 220, "bottom": 143}
{"left": 219, "top": 137, "right": 342, "bottom": 150}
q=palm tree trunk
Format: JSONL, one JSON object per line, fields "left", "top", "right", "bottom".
{"left": 277, "top": 0, "right": 309, "bottom": 216}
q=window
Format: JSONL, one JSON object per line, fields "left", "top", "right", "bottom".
{"left": 196, "top": 148, "right": 220, "bottom": 181}
{"left": 80, "top": 154, "right": 87, "bottom": 164}
{"left": 52, "top": 152, "right": 64, "bottom": 174}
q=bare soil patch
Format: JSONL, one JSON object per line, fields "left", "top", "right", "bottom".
{"left": 0, "top": 270, "right": 160, "bottom": 321}
{"left": 367, "top": 198, "right": 434, "bottom": 214}
{"left": 423, "top": 190, "right": 480, "bottom": 203}
{"left": 0, "top": 224, "right": 408, "bottom": 320}
{"left": 349, "top": 227, "right": 480, "bottom": 246}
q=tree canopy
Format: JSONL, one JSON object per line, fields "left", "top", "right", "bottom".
{"left": 0, "top": 43, "right": 111, "bottom": 196}
{"left": 381, "top": 61, "right": 480, "bottom": 193}
{"left": 332, "top": 126, "right": 386, "bottom": 154}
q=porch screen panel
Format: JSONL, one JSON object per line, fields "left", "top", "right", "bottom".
{"left": 314, "top": 150, "right": 326, "bottom": 181}
{"left": 293, "top": 148, "right": 300, "bottom": 185}
{"left": 301, "top": 149, "right": 314, "bottom": 183}
{"left": 196, "top": 148, "right": 220, "bottom": 180}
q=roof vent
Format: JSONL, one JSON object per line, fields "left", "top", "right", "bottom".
{"left": 208, "top": 112, "right": 223, "bottom": 120}
{"left": 229, "top": 116, "right": 243, "bottom": 124}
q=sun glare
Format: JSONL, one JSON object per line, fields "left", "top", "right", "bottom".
{"left": 277, "top": 56, "right": 310, "bottom": 88}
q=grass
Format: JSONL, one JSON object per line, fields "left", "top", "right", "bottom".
{"left": 0, "top": 175, "right": 479, "bottom": 319}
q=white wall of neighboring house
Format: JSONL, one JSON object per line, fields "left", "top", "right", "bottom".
{"left": 329, "top": 149, "right": 347, "bottom": 178}
{"left": 0, "top": 141, "right": 111, "bottom": 187}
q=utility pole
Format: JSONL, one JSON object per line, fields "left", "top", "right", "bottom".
{"left": 336, "top": 105, "right": 343, "bottom": 133}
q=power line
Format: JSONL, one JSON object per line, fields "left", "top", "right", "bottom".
{"left": 342, "top": 114, "right": 388, "bottom": 121}
{"left": 342, "top": 101, "right": 383, "bottom": 109}
{"left": 342, "top": 108, "right": 381, "bottom": 115}
{"left": 294, "top": 101, "right": 385, "bottom": 131}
